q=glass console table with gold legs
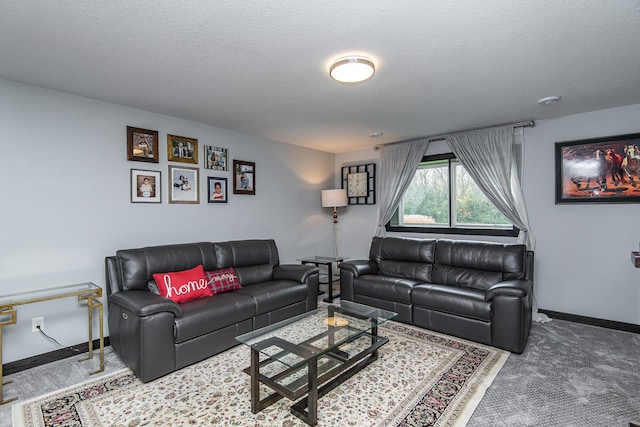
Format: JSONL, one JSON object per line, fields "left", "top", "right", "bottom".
{"left": 0, "top": 282, "right": 104, "bottom": 405}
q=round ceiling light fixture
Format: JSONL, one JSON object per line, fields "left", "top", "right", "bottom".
{"left": 538, "top": 95, "right": 561, "bottom": 105}
{"left": 369, "top": 131, "right": 384, "bottom": 137}
{"left": 329, "top": 56, "right": 375, "bottom": 84}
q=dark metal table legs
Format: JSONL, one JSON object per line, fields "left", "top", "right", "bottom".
{"left": 323, "top": 262, "right": 335, "bottom": 303}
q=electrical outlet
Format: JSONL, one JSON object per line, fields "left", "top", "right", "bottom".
{"left": 32, "top": 316, "right": 44, "bottom": 333}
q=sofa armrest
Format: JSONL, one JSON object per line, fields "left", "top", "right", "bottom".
{"left": 273, "top": 264, "right": 319, "bottom": 282}
{"left": 485, "top": 279, "right": 531, "bottom": 301}
{"left": 109, "top": 290, "right": 183, "bottom": 318}
{"left": 338, "top": 260, "right": 378, "bottom": 278}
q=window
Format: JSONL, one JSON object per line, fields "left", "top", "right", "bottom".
{"left": 387, "top": 154, "right": 518, "bottom": 236}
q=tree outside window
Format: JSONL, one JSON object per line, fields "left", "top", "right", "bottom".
{"left": 394, "top": 155, "right": 514, "bottom": 234}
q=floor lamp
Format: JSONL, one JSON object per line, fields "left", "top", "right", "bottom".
{"left": 321, "top": 189, "right": 348, "bottom": 258}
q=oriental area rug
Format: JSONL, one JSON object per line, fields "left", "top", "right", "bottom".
{"left": 13, "top": 322, "right": 507, "bottom": 427}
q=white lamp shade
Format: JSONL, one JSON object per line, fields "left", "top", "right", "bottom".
{"left": 321, "top": 189, "right": 348, "bottom": 207}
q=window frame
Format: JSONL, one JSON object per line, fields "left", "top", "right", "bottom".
{"left": 386, "top": 153, "right": 519, "bottom": 237}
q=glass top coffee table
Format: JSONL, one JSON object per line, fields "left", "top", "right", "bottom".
{"left": 236, "top": 301, "right": 397, "bottom": 426}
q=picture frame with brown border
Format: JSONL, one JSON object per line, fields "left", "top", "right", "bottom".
{"left": 167, "top": 134, "right": 198, "bottom": 164}
{"left": 233, "top": 160, "right": 255, "bottom": 195}
{"left": 127, "top": 126, "right": 159, "bottom": 163}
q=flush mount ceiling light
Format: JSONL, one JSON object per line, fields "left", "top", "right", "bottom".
{"left": 329, "top": 56, "right": 375, "bottom": 84}
{"left": 369, "top": 131, "right": 383, "bottom": 137}
{"left": 538, "top": 95, "right": 561, "bottom": 105}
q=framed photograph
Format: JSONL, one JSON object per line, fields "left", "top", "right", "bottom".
{"left": 555, "top": 132, "right": 640, "bottom": 204}
{"left": 167, "top": 134, "right": 198, "bottom": 164}
{"left": 207, "top": 177, "right": 228, "bottom": 203}
{"left": 131, "top": 169, "right": 161, "bottom": 203}
{"left": 168, "top": 165, "right": 199, "bottom": 204}
{"left": 233, "top": 160, "right": 255, "bottom": 195}
{"left": 204, "top": 146, "right": 229, "bottom": 171}
{"left": 127, "top": 126, "right": 158, "bottom": 163}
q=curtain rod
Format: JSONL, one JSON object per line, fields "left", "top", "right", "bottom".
{"left": 373, "top": 120, "right": 535, "bottom": 150}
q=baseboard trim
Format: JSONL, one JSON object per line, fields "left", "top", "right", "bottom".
{"left": 539, "top": 309, "right": 640, "bottom": 334}
{"left": 3, "top": 337, "right": 111, "bottom": 376}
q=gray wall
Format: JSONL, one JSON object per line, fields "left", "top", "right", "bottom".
{"left": 0, "top": 79, "right": 336, "bottom": 363}
{"left": 335, "top": 104, "right": 640, "bottom": 325}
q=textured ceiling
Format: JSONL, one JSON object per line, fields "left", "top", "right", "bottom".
{"left": 1, "top": 1, "right": 640, "bottom": 153}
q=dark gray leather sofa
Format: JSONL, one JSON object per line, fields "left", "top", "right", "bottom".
{"left": 105, "top": 239, "right": 319, "bottom": 382}
{"left": 339, "top": 237, "right": 533, "bottom": 353}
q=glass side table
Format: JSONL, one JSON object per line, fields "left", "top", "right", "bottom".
{"left": 297, "top": 256, "right": 347, "bottom": 302}
{"left": 0, "top": 282, "right": 104, "bottom": 405}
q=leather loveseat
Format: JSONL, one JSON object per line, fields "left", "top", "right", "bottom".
{"left": 339, "top": 237, "right": 533, "bottom": 353}
{"left": 105, "top": 239, "right": 319, "bottom": 382}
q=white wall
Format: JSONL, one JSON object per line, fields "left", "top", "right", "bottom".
{"left": 335, "top": 105, "right": 640, "bottom": 325}
{"left": 0, "top": 79, "right": 336, "bottom": 363}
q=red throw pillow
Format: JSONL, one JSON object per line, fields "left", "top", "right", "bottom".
{"left": 205, "top": 267, "right": 242, "bottom": 294}
{"left": 152, "top": 265, "right": 212, "bottom": 303}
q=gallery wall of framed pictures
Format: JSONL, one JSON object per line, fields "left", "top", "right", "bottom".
{"left": 125, "top": 125, "right": 251, "bottom": 205}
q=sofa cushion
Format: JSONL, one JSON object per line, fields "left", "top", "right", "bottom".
{"left": 368, "top": 237, "right": 436, "bottom": 282}
{"left": 235, "top": 264, "right": 274, "bottom": 286}
{"left": 205, "top": 268, "right": 242, "bottom": 294}
{"left": 353, "top": 275, "right": 419, "bottom": 303}
{"left": 152, "top": 265, "right": 212, "bottom": 304}
{"left": 412, "top": 284, "right": 491, "bottom": 321}
{"left": 214, "top": 239, "right": 279, "bottom": 267}
{"left": 431, "top": 265, "right": 503, "bottom": 292}
{"left": 370, "top": 236, "right": 436, "bottom": 264}
{"left": 213, "top": 240, "right": 279, "bottom": 285}
{"left": 116, "top": 242, "right": 218, "bottom": 291}
{"left": 378, "top": 260, "right": 432, "bottom": 282}
{"left": 435, "top": 239, "right": 526, "bottom": 281}
{"left": 234, "top": 280, "right": 308, "bottom": 315}
{"left": 173, "top": 292, "right": 255, "bottom": 343}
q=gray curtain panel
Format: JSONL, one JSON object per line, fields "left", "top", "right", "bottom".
{"left": 376, "top": 138, "right": 430, "bottom": 236}
{"left": 446, "top": 126, "right": 549, "bottom": 323}
{"left": 445, "top": 125, "right": 534, "bottom": 249}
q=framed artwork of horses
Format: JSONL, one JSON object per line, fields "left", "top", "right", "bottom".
{"left": 555, "top": 132, "right": 640, "bottom": 204}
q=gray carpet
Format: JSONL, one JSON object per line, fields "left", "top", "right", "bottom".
{"left": 468, "top": 319, "right": 640, "bottom": 427}
{"left": 2, "top": 319, "right": 638, "bottom": 426}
